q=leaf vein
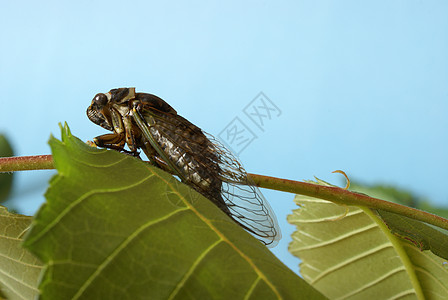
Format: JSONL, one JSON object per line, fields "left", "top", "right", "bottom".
{"left": 310, "top": 242, "right": 393, "bottom": 284}
{"left": 26, "top": 173, "right": 156, "bottom": 244}
{"left": 0, "top": 266, "right": 39, "bottom": 297}
{"left": 0, "top": 251, "right": 43, "bottom": 269}
{"left": 292, "top": 223, "right": 378, "bottom": 251}
{"left": 70, "top": 150, "right": 128, "bottom": 168}
{"left": 293, "top": 209, "right": 363, "bottom": 224}
{"left": 413, "top": 266, "right": 448, "bottom": 294}
{"left": 244, "top": 277, "right": 261, "bottom": 300}
{"left": 167, "top": 239, "right": 223, "bottom": 300}
{"left": 336, "top": 267, "right": 410, "bottom": 299}
{"left": 72, "top": 207, "right": 190, "bottom": 299}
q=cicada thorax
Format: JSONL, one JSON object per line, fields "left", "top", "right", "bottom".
{"left": 135, "top": 103, "right": 231, "bottom": 215}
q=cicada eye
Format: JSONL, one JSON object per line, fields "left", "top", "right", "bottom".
{"left": 93, "top": 93, "right": 108, "bottom": 106}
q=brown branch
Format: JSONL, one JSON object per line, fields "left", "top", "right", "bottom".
{"left": 1, "top": 155, "right": 447, "bottom": 232}
{"left": 0, "top": 155, "right": 54, "bottom": 172}
{"left": 249, "top": 174, "right": 448, "bottom": 232}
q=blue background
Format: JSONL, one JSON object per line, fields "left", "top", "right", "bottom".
{"left": 1, "top": 1, "right": 447, "bottom": 274}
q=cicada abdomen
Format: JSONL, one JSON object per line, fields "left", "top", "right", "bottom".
{"left": 87, "top": 87, "right": 281, "bottom": 247}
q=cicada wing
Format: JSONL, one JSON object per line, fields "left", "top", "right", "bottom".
{"left": 132, "top": 103, "right": 281, "bottom": 247}
{"left": 221, "top": 181, "right": 281, "bottom": 247}
{"left": 205, "top": 133, "right": 281, "bottom": 247}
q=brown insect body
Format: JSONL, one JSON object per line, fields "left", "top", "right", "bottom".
{"left": 87, "top": 87, "right": 280, "bottom": 246}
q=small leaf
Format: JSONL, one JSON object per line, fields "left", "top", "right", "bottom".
{"left": 288, "top": 179, "right": 448, "bottom": 300}
{"left": 349, "top": 181, "right": 448, "bottom": 260}
{"left": 24, "top": 124, "right": 324, "bottom": 299}
{"left": 0, "top": 135, "right": 14, "bottom": 203}
{"left": 0, "top": 206, "right": 42, "bottom": 300}
{"left": 376, "top": 209, "right": 448, "bottom": 260}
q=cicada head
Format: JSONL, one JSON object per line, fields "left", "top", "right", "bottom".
{"left": 86, "top": 92, "right": 114, "bottom": 131}
{"left": 86, "top": 87, "right": 137, "bottom": 131}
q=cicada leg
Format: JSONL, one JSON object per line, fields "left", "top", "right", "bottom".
{"left": 122, "top": 114, "right": 141, "bottom": 155}
{"left": 93, "top": 108, "right": 141, "bottom": 157}
{"left": 139, "top": 140, "right": 174, "bottom": 173}
{"left": 93, "top": 132, "right": 140, "bottom": 157}
{"left": 93, "top": 132, "right": 125, "bottom": 151}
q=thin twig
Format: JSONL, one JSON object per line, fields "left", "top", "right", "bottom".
{"left": 1, "top": 155, "right": 447, "bottom": 232}
{"left": 249, "top": 174, "right": 448, "bottom": 232}
{"left": 0, "top": 155, "right": 54, "bottom": 172}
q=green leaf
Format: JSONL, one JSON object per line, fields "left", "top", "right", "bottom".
{"left": 376, "top": 210, "right": 448, "bottom": 260}
{"left": 349, "top": 182, "right": 448, "bottom": 260}
{"left": 0, "top": 206, "right": 42, "bottom": 300}
{"left": 288, "top": 179, "right": 448, "bottom": 300}
{"left": 0, "top": 135, "right": 14, "bottom": 203}
{"left": 24, "top": 124, "right": 324, "bottom": 299}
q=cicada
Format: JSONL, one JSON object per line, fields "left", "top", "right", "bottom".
{"left": 86, "top": 87, "right": 281, "bottom": 247}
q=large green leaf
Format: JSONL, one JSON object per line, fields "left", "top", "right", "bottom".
{"left": 0, "top": 135, "right": 14, "bottom": 203}
{"left": 0, "top": 206, "right": 42, "bottom": 300}
{"left": 288, "top": 179, "right": 448, "bottom": 300}
{"left": 24, "top": 124, "right": 324, "bottom": 299}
